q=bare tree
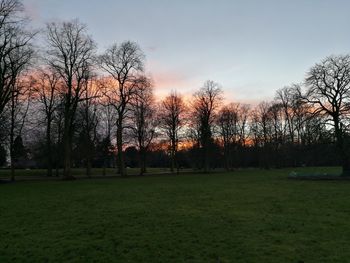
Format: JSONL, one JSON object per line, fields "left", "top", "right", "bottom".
{"left": 76, "top": 78, "right": 99, "bottom": 177}
{"left": 217, "top": 103, "right": 250, "bottom": 170}
{"left": 192, "top": 80, "right": 222, "bottom": 172}
{"left": 96, "top": 83, "right": 116, "bottom": 176}
{"left": 0, "top": 0, "right": 34, "bottom": 116}
{"left": 275, "top": 84, "right": 306, "bottom": 144}
{"left": 99, "top": 41, "right": 145, "bottom": 176}
{"left": 8, "top": 75, "right": 32, "bottom": 181}
{"left": 159, "top": 91, "right": 187, "bottom": 173}
{"left": 129, "top": 76, "right": 157, "bottom": 175}
{"left": 249, "top": 101, "right": 275, "bottom": 168}
{"left": 45, "top": 20, "right": 96, "bottom": 179}
{"left": 5, "top": 16, "right": 34, "bottom": 181}
{"left": 305, "top": 55, "right": 350, "bottom": 176}
{"left": 32, "top": 69, "right": 60, "bottom": 176}
{"left": 217, "top": 104, "right": 238, "bottom": 170}
{"left": 268, "top": 102, "right": 285, "bottom": 147}
{"left": 52, "top": 99, "right": 65, "bottom": 177}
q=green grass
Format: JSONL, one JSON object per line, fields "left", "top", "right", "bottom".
{"left": 0, "top": 167, "right": 173, "bottom": 179}
{"left": 0, "top": 167, "right": 349, "bottom": 262}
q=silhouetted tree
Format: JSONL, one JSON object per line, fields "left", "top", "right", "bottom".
{"left": 96, "top": 92, "right": 116, "bottom": 175}
{"left": 32, "top": 69, "right": 60, "bottom": 176}
{"left": 0, "top": 0, "right": 34, "bottom": 116}
{"left": 217, "top": 103, "right": 240, "bottom": 170}
{"left": 95, "top": 136, "right": 114, "bottom": 175}
{"left": 76, "top": 78, "right": 99, "bottom": 177}
{"left": 305, "top": 55, "right": 350, "bottom": 176}
{"left": 8, "top": 72, "right": 33, "bottom": 181}
{"left": 159, "top": 91, "right": 187, "bottom": 173}
{"left": 191, "top": 80, "right": 222, "bottom": 172}
{"left": 52, "top": 99, "right": 64, "bottom": 176}
{"left": 12, "top": 134, "right": 26, "bottom": 165}
{"left": 99, "top": 41, "right": 145, "bottom": 176}
{"left": 46, "top": 20, "right": 96, "bottom": 179}
{"left": 250, "top": 101, "right": 274, "bottom": 168}
{"left": 129, "top": 76, "right": 157, "bottom": 175}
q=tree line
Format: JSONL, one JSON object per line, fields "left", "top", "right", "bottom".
{"left": 1, "top": 0, "right": 350, "bottom": 180}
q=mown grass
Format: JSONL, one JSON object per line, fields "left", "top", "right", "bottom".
{"left": 0, "top": 167, "right": 172, "bottom": 179}
{"left": 0, "top": 167, "right": 349, "bottom": 262}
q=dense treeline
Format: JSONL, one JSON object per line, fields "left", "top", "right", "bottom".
{"left": 0, "top": 0, "right": 349, "bottom": 180}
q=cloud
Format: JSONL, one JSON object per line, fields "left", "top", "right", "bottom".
{"left": 23, "top": 1, "right": 41, "bottom": 22}
{"left": 146, "top": 59, "right": 200, "bottom": 99}
{"left": 146, "top": 46, "right": 157, "bottom": 52}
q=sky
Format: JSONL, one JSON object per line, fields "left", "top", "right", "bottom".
{"left": 23, "top": 0, "right": 350, "bottom": 104}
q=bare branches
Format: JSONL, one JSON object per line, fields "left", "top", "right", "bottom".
{"left": 46, "top": 20, "right": 96, "bottom": 99}
{"left": 128, "top": 77, "right": 157, "bottom": 175}
{"left": 45, "top": 20, "right": 96, "bottom": 179}
{"left": 158, "top": 91, "right": 187, "bottom": 172}
{"left": 304, "top": 54, "right": 350, "bottom": 174}
{"left": 99, "top": 40, "right": 145, "bottom": 176}
{"left": 0, "top": 0, "right": 34, "bottom": 115}
{"left": 305, "top": 55, "right": 350, "bottom": 119}
{"left": 99, "top": 41, "right": 144, "bottom": 84}
{"left": 191, "top": 80, "right": 223, "bottom": 171}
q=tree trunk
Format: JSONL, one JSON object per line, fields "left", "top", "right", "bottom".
{"left": 62, "top": 125, "right": 74, "bottom": 180}
{"left": 170, "top": 138, "right": 175, "bottom": 173}
{"left": 175, "top": 149, "right": 179, "bottom": 175}
{"left": 102, "top": 159, "right": 106, "bottom": 176}
{"left": 55, "top": 120, "right": 62, "bottom": 177}
{"left": 10, "top": 143, "right": 15, "bottom": 181}
{"left": 139, "top": 147, "right": 146, "bottom": 176}
{"left": 10, "top": 96, "right": 15, "bottom": 182}
{"left": 86, "top": 139, "right": 92, "bottom": 178}
{"left": 339, "top": 137, "right": 350, "bottom": 176}
{"left": 116, "top": 125, "right": 126, "bottom": 176}
{"left": 46, "top": 118, "right": 53, "bottom": 177}
{"left": 204, "top": 140, "right": 210, "bottom": 172}
{"left": 224, "top": 142, "right": 230, "bottom": 171}
{"left": 86, "top": 156, "right": 91, "bottom": 178}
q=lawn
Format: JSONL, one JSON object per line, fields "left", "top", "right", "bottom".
{"left": 0, "top": 167, "right": 173, "bottom": 179}
{"left": 0, "top": 167, "right": 349, "bottom": 262}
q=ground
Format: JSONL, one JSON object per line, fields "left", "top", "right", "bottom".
{"left": 0, "top": 167, "right": 349, "bottom": 262}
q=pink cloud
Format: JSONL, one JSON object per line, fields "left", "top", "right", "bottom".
{"left": 23, "top": 1, "right": 41, "bottom": 21}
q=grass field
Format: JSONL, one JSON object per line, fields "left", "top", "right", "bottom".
{"left": 1, "top": 167, "right": 349, "bottom": 262}
{"left": 0, "top": 167, "right": 174, "bottom": 180}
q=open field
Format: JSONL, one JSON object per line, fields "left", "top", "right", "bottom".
{"left": 1, "top": 167, "right": 349, "bottom": 262}
{"left": 0, "top": 167, "right": 174, "bottom": 180}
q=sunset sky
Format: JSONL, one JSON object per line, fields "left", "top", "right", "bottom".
{"left": 23, "top": 0, "right": 350, "bottom": 103}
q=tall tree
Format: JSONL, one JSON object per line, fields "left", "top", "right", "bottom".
{"left": 96, "top": 88, "right": 116, "bottom": 175}
{"left": 32, "top": 69, "right": 60, "bottom": 176}
{"left": 130, "top": 77, "right": 157, "bottom": 175}
{"left": 0, "top": 0, "right": 34, "bottom": 116}
{"left": 305, "top": 55, "right": 350, "bottom": 176}
{"left": 217, "top": 103, "right": 239, "bottom": 170}
{"left": 76, "top": 78, "right": 99, "bottom": 177}
{"left": 275, "top": 84, "right": 306, "bottom": 144}
{"left": 99, "top": 41, "right": 145, "bottom": 176}
{"left": 192, "top": 80, "right": 222, "bottom": 172}
{"left": 159, "top": 91, "right": 187, "bottom": 173}
{"left": 8, "top": 76, "right": 32, "bottom": 180}
{"left": 45, "top": 20, "right": 96, "bottom": 179}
